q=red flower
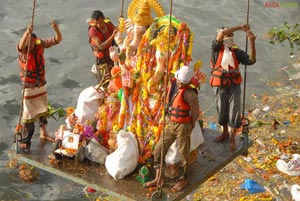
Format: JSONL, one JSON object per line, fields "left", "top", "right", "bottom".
{"left": 97, "top": 51, "right": 104, "bottom": 58}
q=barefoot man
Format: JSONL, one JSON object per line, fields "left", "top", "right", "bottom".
{"left": 210, "top": 24, "right": 256, "bottom": 150}
{"left": 144, "top": 66, "right": 199, "bottom": 192}
{"left": 16, "top": 21, "right": 62, "bottom": 151}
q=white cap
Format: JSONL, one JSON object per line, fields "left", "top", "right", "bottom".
{"left": 175, "top": 65, "right": 194, "bottom": 84}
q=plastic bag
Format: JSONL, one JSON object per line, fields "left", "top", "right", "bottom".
{"left": 291, "top": 184, "right": 300, "bottom": 201}
{"left": 85, "top": 138, "right": 109, "bottom": 164}
{"left": 240, "top": 179, "right": 265, "bottom": 194}
{"left": 105, "top": 130, "right": 139, "bottom": 179}
{"left": 165, "top": 121, "right": 204, "bottom": 164}
{"left": 276, "top": 154, "right": 300, "bottom": 176}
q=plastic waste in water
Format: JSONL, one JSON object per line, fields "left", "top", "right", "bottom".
{"left": 280, "top": 130, "right": 287, "bottom": 134}
{"left": 243, "top": 156, "right": 252, "bottom": 163}
{"left": 255, "top": 138, "right": 266, "bottom": 148}
{"left": 240, "top": 179, "right": 265, "bottom": 194}
{"left": 262, "top": 106, "right": 271, "bottom": 112}
{"left": 288, "top": 154, "right": 300, "bottom": 172}
{"left": 291, "top": 184, "right": 300, "bottom": 201}
{"left": 252, "top": 108, "right": 260, "bottom": 116}
{"left": 276, "top": 154, "right": 300, "bottom": 176}
{"left": 209, "top": 122, "right": 218, "bottom": 130}
{"left": 185, "top": 195, "right": 194, "bottom": 201}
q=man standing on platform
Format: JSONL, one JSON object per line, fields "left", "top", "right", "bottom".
{"left": 17, "top": 21, "right": 62, "bottom": 151}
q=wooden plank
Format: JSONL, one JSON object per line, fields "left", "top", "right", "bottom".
{"left": 7, "top": 128, "right": 252, "bottom": 201}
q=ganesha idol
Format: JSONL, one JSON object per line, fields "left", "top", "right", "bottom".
{"left": 103, "top": 1, "right": 202, "bottom": 164}
{"left": 113, "top": 0, "right": 165, "bottom": 69}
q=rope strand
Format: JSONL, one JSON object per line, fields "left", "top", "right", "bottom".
{"left": 157, "top": 0, "right": 174, "bottom": 189}
{"left": 242, "top": 0, "right": 250, "bottom": 119}
{"left": 120, "top": 0, "right": 124, "bottom": 17}
{"left": 17, "top": 0, "right": 36, "bottom": 127}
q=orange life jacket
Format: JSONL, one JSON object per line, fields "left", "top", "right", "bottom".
{"left": 170, "top": 86, "right": 192, "bottom": 123}
{"left": 210, "top": 45, "right": 242, "bottom": 87}
{"left": 18, "top": 40, "right": 46, "bottom": 87}
{"left": 88, "top": 19, "right": 114, "bottom": 59}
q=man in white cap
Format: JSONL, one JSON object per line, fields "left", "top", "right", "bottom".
{"left": 210, "top": 24, "right": 256, "bottom": 150}
{"left": 144, "top": 65, "right": 199, "bottom": 192}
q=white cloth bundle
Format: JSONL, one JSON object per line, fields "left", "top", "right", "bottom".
{"left": 74, "top": 85, "right": 104, "bottom": 125}
{"left": 105, "top": 130, "right": 139, "bottom": 180}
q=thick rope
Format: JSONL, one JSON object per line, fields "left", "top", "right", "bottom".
{"left": 157, "top": 0, "right": 173, "bottom": 190}
{"left": 242, "top": 0, "right": 250, "bottom": 119}
{"left": 17, "top": 0, "right": 36, "bottom": 127}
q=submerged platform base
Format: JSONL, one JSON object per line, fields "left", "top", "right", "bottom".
{"left": 8, "top": 128, "right": 252, "bottom": 201}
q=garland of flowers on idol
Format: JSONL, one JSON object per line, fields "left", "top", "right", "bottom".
{"left": 127, "top": 23, "right": 159, "bottom": 162}
{"left": 168, "top": 22, "right": 194, "bottom": 74}
{"left": 136, "top": 17, "right": 194, "bottom": 162}
{"left": 95, "top": 105, "right": 108, "bottom": 147}
{"left": 115, "top": 16, "right": 195, "bottom": 163}
{"left": 134, "top": 20, "right": 164, "bottom": 162}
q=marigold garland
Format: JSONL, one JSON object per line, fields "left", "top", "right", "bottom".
{"left": 60, "top": 15, "right": 198, "bottom": 164}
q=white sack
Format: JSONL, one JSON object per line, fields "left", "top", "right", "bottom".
{"left": 105, "top": 130, "right": 139, "bottom": 180}
{"left": 165, "top": 122, "right": 204, "bottom": 164}
{"left": 74, "top": 85, "right": 104, "bottom": 125}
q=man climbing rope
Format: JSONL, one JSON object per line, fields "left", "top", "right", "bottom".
{"left": 210, "top": 24, "right": 256, "bottom": 150}
{"left": 143, "top": 65, "right": 199, "bottom": 192}
{"left": 16, "top": 21, "right": 62, "bottom": 151}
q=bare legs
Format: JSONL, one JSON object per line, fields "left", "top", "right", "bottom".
{"left": 143, "top": 168, "right": 188, "bottom": 192}
{"left": 215, "top": 123, "right": 237, "bottom": 151}
{"left": 39, "top": 125, "right": 54, "bottom": 142}
{"left": 214, "top": 123, "right": 229, "bottom": 142}
{"left": 143, "top": 168, "right": 163, "bottom": 188}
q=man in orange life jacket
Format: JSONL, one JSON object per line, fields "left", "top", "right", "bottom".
{"left": 210, "top": 24, "right": 256, "bottom": 150}
{"left": 88, "top": 10, "right": 118, "bottom": 83}
{"left": 17, "top": 21, "right": 62, "bottom": 151}
{"left": 143, "top": 66, "right": 199, "bottom": 192}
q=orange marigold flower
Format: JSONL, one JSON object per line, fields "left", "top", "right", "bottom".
{"left": 66, "top": 107, "right": 75, "bottom": 117}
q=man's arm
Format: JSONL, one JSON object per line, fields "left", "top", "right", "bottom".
{"left": 91, "top": 27, "right": 118, "bottom": 51}
{"left": 235, "top": 30, "right": 256, "bottom": 65}
{"left": 247, "top": 30, "right": 256, "bottom": 64}
{"left": 18, "top": 25, "right": 33, "bottom": 51}
{"left": 216, "top": 24, "right": 249, "bottom": 42}
{"left": 51, "top": 21, "right": 62, "bottom": 43}
{"left": 184, "top": 89, "right": 199, "bottom": 128}
{"left": 42, "top": 21, "right": 62, "bottom": 48}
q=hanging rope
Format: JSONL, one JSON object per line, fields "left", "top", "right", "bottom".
{"left": 120, "top": 0, "right": 124, "bottom": 18}
{"left": 157, "top": 0, "right": 174, "bottom": 191}
{"left": 242, "top": 0, "right": 250, "bottom": 119}
{"left": 17, "top": 0, "right": 36, "bottom": 128}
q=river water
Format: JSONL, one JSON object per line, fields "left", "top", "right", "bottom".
{"left": 0, "top": 0, "right": 299, "bottom": 200}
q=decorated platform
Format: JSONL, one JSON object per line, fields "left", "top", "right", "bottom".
{"left": 8, "top": 128, "right": 252, "bottom": 201}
